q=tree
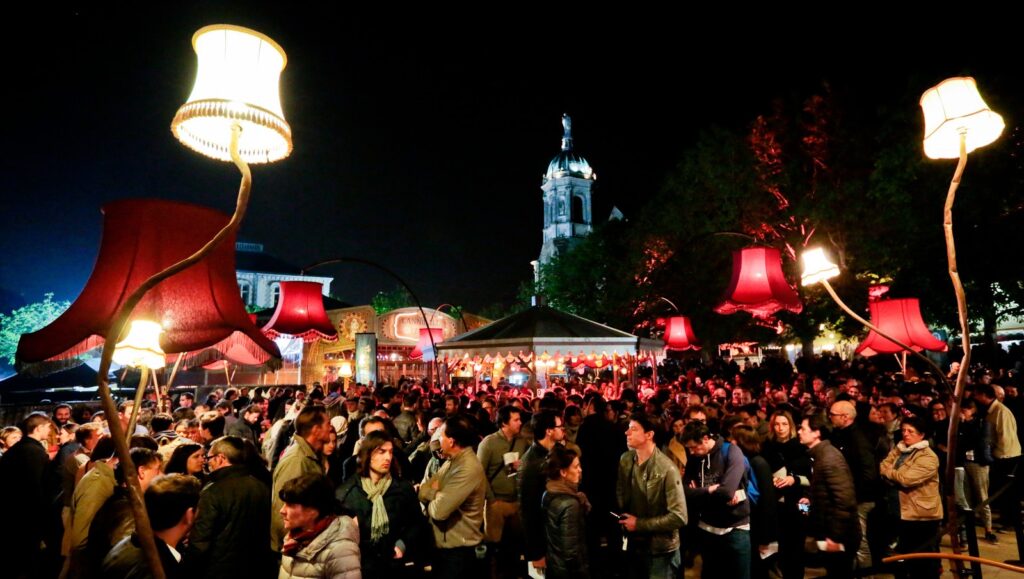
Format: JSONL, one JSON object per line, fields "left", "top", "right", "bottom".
{"left": 370, "top": 286, "right": 414, "bottom": 314}
{"left": 0, "top": 293, "right": 70, "bottom": 365}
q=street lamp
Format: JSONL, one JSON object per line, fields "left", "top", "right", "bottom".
{"left": 113, "top": 320, "right": 166, "bottom": 436}
{"left": 90, "top": 25, "right": 292, "bottom": 579}
{"left": 799, "top": 247, "right": 948, "bottom": 380}
{"left": 921, "top": 76, "right": 1004, "bottom": 558}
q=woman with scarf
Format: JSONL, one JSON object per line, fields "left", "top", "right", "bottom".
{"left": 336, "top": 430, "right": 424, "bottom": 578}
{"left": 879, "top": 414, "right": 942, "bottom": 579}
{"left": 278, "top": 473, "right": 361, "bottom": 579}
{"left": 542, "top": 444, "right": 590, "bottom": 579}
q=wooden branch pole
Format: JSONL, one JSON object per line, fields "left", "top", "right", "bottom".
{"left": 943, "top": 132, "right": 972, "bottom": 558}
{"left": 166, "top": 352, "right": 185, "bottom": 390}
{"left": 93, "top": 124, "right": 251, "bottom": 579}
{"left": 125, "top": 368, "right": 150, "bottom": 439}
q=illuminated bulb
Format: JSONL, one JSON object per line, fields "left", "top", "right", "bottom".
{"left": 113, "top": 320, "right": 166, "bottom": 369}
{"left": 801, "top": 248, "right": 840, "bottom": 286}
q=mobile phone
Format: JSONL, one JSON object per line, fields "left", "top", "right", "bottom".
{"left": 610, "top": 511, "right": 626, "bottom": 520}
{"left": 798, "top": 502, "right": 810, "bottom": 514}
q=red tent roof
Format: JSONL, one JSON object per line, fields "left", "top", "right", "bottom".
{"left": 16, "top": 199, "right": 281, "bottom": 373}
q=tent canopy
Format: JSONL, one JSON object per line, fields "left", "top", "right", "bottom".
{"left": 437, "top": 305, "right": 663, "bottom": 361}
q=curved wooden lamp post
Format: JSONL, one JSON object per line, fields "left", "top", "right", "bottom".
{"left": 93, "top": 25, "right": 293, "bottom": 579}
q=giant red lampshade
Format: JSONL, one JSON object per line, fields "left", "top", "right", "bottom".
{"left": 262, "top": 281, "right": 338, "bottom": 342}
{"left": 855, "top": 298, "right": 948, "bottom": 356}
{"left": 715, "top": 247, "right": 802, "bottom": 318}
{"left": 409, "top": 327, "right": 444, "bottom": 362}
{"left": 16, "top": 199, "right": 280, "bottom": 372}
{"left": 664, "top": 316, "right": 700, "bottom": 351}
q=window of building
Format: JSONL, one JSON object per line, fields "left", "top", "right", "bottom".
{"left": 239, "top": 280, "right": 252, "bottom": 305}
{"left": 270, "top": 282, "right": 281, "bottom": 308}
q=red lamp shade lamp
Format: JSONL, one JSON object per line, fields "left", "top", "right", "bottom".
{"left": 16, "top": 199, "right": 281, "bottom": 372}
{"left": 855, "top": 298, "right": 948, "bottom": 357}
{"left": 262, "top": 281, "right": 338, "bottom": 342}
{"left": 409, "top": 327, "right": 444, "bottom": 362}
{"left": 715, "top": 247, "right": 802, "bottom": 319}
{"left": 663, "top": 316, "right": 701, "bottom": 351}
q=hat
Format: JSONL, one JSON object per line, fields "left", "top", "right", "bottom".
{"left": 330, "top": 415, "right": 348, "bottom": 435}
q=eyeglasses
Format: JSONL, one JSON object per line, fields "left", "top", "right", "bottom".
{"left": 828, "top": 412, "right": 848, "bottom": 418}
{"left": 205, "top": 453, "right": 221, "bottom": 461}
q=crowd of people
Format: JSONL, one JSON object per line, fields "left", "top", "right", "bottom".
{"left": 1, "top": 348, "right": 1023, "bottom": 579}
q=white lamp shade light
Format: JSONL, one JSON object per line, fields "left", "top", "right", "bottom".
{"left": 113, "top": 320, "right": 167, "bottom": 370}
{"left": 920, "top": 77, "right": 1004, "bottom": 159}
{"left": 339, "top": 361, "right": 354, "bottom": 378}
{"left": 171, "top": 25, "right": 292, "bottom": 163}
{"left": 800, "top": 247, "right": 840, "bottom": 286}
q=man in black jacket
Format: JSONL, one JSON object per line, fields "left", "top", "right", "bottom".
{"left": 800, "top": 414, "right": 859, "bottom": 579}
{"left": 518, "top": 410, "right": 564, "bottom": 575}
{"left": 829, "top": 400, "right": 879, "bottom": 571}
{"left": 576, "top": 395, "right": 626, "bottom": 573}
{"left": 0, "top": 412, "right": 53, "bottom": 579}
{"left": 102, "top": 473, "right": 200, "bottom": 579}
{"left": 186, "top": 436, "right": 274, "bottom": 579}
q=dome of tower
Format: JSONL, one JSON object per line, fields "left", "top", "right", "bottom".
{"left": 544, "top": 113, "right": 595, "bottom": 181}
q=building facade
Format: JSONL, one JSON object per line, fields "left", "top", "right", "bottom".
{"left": 234, "top": 242, "right": 334, "bottom": 309}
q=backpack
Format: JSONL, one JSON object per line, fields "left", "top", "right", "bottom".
{"left": 721, "top": 441, "right": 760, "bottom": 505}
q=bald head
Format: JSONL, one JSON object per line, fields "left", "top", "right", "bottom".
{"left": 829, "top": 400, "right": 856, "bottom": 428}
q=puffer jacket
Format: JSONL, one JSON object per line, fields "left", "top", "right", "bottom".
{"left": 807, "top": 440, "right": 860, "bottom": 551}
{"left": 879, "top": 440, "right": 943, "bottom": 521}
{"left": 542, "top": 490, "right": 590, "bottom": 579}
{"left": 617, "top": 447, "right": 688, "bottom": 555}
{"left": 279, "top": 516, "right": 362, "bottom": 579}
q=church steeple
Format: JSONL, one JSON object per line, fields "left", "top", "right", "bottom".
{"left": 536, "top": 114, "right": 595, "bottom": 280}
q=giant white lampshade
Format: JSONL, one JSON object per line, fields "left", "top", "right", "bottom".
{"left": 800, "top": 247, "right": 840, "bottom": 286}
{"left": 171, "top": 24, "right": 292, "bottom": 163}
{"left": 920, "top": 77, "right": 1004, "bottom": 159}
{"left": 113, "top": 320, "right": 166, "bottom": 370}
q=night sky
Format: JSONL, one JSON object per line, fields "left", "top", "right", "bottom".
{"left": 2, "top": 8, "right": 1019, "bottom": 314}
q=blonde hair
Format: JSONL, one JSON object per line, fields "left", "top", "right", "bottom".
{"left": 767, "top": 410, "right": 797, "bottom": 442}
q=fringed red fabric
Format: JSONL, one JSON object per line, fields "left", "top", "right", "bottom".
{"left": 16, "top": 199, "right": 280, "bottom": 375}
{"left": 856, "top": 298, "right": 948, "bottom": 356}
{"left": 262, "top": 281, "right": 338, "bottom": 343}
{"left": 715, "top": 247, "right": 802, "bottom": 318}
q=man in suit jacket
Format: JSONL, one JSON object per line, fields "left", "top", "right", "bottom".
{"left": 103, "top": 473, "right": 201, "bottom": 579}
{"left": 0, "top": 412, "right": 54, "bottom": 578}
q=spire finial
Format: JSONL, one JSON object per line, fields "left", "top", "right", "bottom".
{"left": 561, "top": 113, "right": 573, "bottom": 151}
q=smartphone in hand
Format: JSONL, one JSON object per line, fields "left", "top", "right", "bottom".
{"left": 610, "top": 511, "right": 627, "bottom": 520}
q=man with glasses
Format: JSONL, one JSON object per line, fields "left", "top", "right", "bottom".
{"left": 829, "top": 400, "right": 879, "bottom": 573}
{"left": 186, "top": 436, "right": 272, "bottom": 579}
{"left": 519, "top": 411, "right": 565, "bottom": 576}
